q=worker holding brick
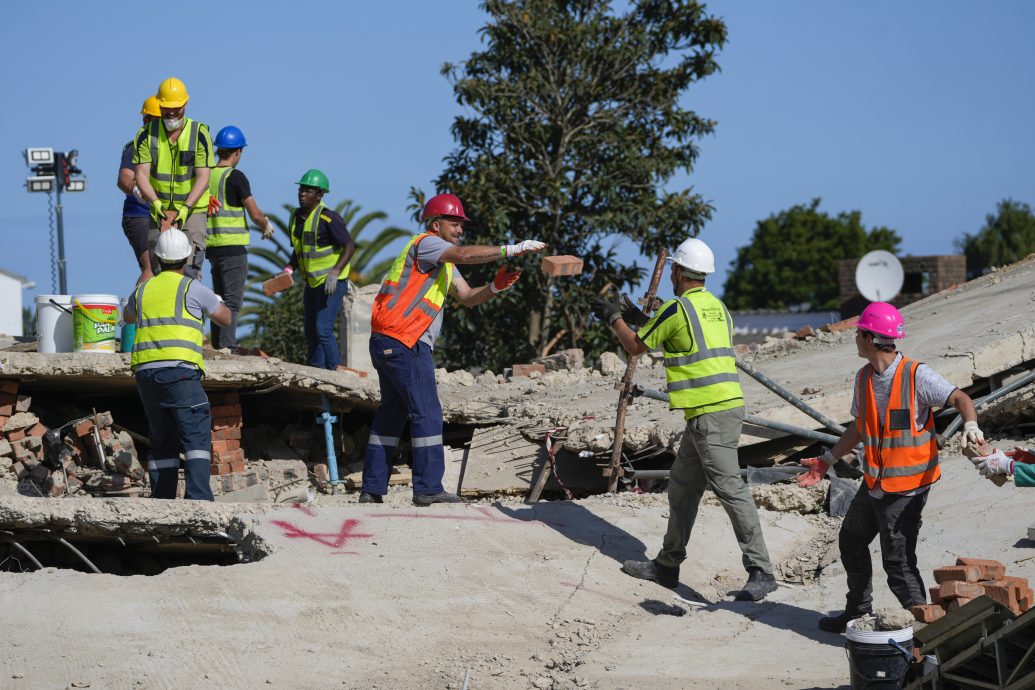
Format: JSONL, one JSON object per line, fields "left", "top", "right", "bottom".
{"left": 795, "top": 301, "right": 981, "bottom": 632}
{"left": 969, "top": 444, "right": 1035, "bottom": 486}
{"left": 123, "top": 228, "right": 232, "bottom": 501}
{"left": 359, "top": 193, "right": 545, "bottom": 505}
{"left": 205, "top": 125, "right": 277, "bottom": 350}
{"left": 591, "top": 237, "right": 778, "bottom": 602}
{"left": 285, "top": 169, "right": 356, "bottom": 370}
{"left": 117, "top": 95, "right": 161, "bottom": 284}
{"left": 133, "top": 77, "right": 215, "bottom": 280}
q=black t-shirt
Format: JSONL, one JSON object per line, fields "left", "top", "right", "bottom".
{"left": 208, "top": 168, "right": 253, "bottom": 259}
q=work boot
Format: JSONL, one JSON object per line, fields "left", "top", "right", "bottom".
{"left": 413, "top": 491, "right": 463, "bottom": 506}
{"left": 621, "top": 559, "right": 679, "bottom": 588}
{"left": 358, "top": 492, "right": 383, "bottom": 504}
{"left": 733, "top": 568, "right": 778, "bottom": 601}
{"left": 818, "top": 610, "right": 870, "bottom": 634}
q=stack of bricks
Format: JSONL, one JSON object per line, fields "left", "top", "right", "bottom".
{"left": 209, "top": 392, "right": 245, "bottom": 476}
{"left": 0, "top": 380, "right": 52, "bottom": 491}
{"left": 912, "top": 557, "right": 1034, "bottom": 623}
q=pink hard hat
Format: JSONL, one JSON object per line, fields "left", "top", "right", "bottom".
{"left": 856, "top": 302, "right": 904, "bottom": 339}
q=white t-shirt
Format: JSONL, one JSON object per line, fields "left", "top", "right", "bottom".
{"left": 849, "top": 352, "right": 957, "bottom": 497}
{"left": 414, "top": 234, "right": 461, "bottom": 349}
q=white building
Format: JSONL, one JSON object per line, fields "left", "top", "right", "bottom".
{"left": 0, "top": 268, "right": 36, "bottom": 337}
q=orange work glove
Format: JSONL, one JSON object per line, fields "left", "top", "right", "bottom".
{"left": 796, "top": 451, "right": 835, "bottom": 488}
{"left": 490, "top": 266, "right": 521, "bottom": 294}
{"left": 1006, "top": 447, "right": 1035, "bottom": 464}
{"left": 207, "top": 195, "right": 222, "bottom": 217}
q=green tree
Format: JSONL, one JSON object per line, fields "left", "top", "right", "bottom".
{"left": 239, "top": 200, "right": 410, "bottom": 362}
{"left": 429, "top": 0, "right": 727, "bottom": 371}
{"left": 722, "top": 199, "right": 901, "bottom": 311}
{"left": 955, "top": 199, "right": 1035, "bottom": 275}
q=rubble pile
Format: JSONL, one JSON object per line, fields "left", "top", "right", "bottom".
{"left": 912, "top": 557, "right": 1034, "bottom": 622}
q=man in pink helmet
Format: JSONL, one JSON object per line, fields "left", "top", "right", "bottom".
{"left": 796, "top": 302, "right": 980, "bottom": 633}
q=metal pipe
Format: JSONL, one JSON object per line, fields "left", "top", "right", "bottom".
{"left": 624, "top": 469, "right": 671, "bottom": 479}
{"left": 942, "top": 369, "right": 1035, "bottom": 441}
{"left": 735, "top": 358, "right": 846, "bottom": 435}
{"left": 319, "top": 395, "right": 339, "bottom": 495}
{"left": 56, "top": 537, "right": 101, "bottom": 574}
{"left": 632, "top": 384, "right": 842, "bottom": 445}
{"left": 0, "top": 532, "right": 44, "bottom": 571}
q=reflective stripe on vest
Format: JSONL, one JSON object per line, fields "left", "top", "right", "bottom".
{"left": 370, "top": 233, "right": 453, "bottom": 348}
{"left": 289, "top": 204, "right": 348, "bottom": 287}
{"left": 662, "top": 289, "right": 743, "bottom": 409}
{"left": 145, "top": 118, "right": 211, "bottom": 212}
{"left": 858, "top": 357, "right": 940, "bottom": 492}
{"left": 131, "top": 272, "right": 205, "bottom": 371}
{"left": 206, "top": 166, "right": 249, "bottom": 246}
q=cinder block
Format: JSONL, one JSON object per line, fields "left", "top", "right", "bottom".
{"left": 939, "top": 581, "right": 986, "bottom": 600}
{"left": 540, "top": 255, "right": 584, "bottom": 277}
{"left": 933, "top": 565, "right": 981, "bottom": 584}
{"left": 957, "top": 557, "right": 1007, "bottom": 581}
{"left": 262, "top": 271, "right": 294, "bottom": 296}
{"left": 911, "top": 604, "right": 946, "bottom": 623}
{"left": 512, "top": 363, "right": 547, "bottom": 378}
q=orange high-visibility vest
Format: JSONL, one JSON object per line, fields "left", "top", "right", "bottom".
{"left": 370, "top": 233, "right": 454, "bottom": 347}
{"left": 857, "top": 357, "right": 941, "bottom": 493}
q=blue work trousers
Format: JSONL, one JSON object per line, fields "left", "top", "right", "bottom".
{"left": 303, "top": 280, "right": 348, "bottom": 370}
{"left": 135, "top": 366, "right": 214, "bottom": 501}
{"left": 362, "top": 333, "right": 445, "bottom": 496}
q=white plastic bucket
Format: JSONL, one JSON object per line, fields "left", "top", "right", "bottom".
{"left": 35, "top": 294, "right": 74, "bottom": 353}
{"left": 846, "top": 617, "right": 913, "bottom": 644}
{"left": 72, "top": 294, "right": 120, "bottom": 353}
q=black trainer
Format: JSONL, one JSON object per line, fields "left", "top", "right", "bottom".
{"left": 733, "top": 569, "right": 778, "bottom": 601}
{"left": 413, "top": 491, "right": 463, "bottom": 506}
{"left": 358, "top": 492, "right": 383, "bottom": 504}
{"left": 621, "top": 559, "right": 680, "bottom": 588}
{"left": 819, "top": 610, "right": 870, "bottom": 633}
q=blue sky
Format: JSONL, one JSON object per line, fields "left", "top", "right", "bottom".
{"left": 2, "top": 1, "right": 1033, "bottom": 313}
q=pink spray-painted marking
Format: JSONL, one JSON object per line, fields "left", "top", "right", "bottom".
{"left": 271, "top": 518, "right": 373, "bottom": 551}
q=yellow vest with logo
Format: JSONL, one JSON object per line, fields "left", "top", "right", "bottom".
{"left": 663, "top": 288, "right": 743, "bottom": 418}
{"left": 138, "top": 117, "right": 211, "bottom": 213}
{"left": 290, "top": 204, "right": 350, "bottom": 287}
{"left": 206, "top": 166, "right": 249, "bottom": 247}
{"left": 131, "top": 272, "right": 205, "bottom": 372}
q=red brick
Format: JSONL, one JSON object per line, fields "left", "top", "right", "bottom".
{"left": 11, "top": 462, "right": 27, "bottom": 479}
{"left": 27, "top": 423, "right": 47, "bottom": 438}
{"left": 822, "top": 316, "right": 860, "bottom": 333}
{"left": 983, "top": 581, "right": 1021, "bottom": 614}
{"left": 794, "top": 325, "right": 816, "bottom": 340}
{"left": 946, "top": 597, "right": 976, "bottom": 612}
{"left": 929, "top": 586, "right": 944, "bottom": 603}
{"left": 939, "top": 581, "right": 985, "bottom": 600}
{"left": 911, "top": 604, "right": 946, "bottom": 623}
{"left": 211, "top": 439, "right": 240, "bottom": 453}
{"left": 0, "top": 404, "right": 13, "bottom": 417}
{"left": 0, "top": 392, "right": 16, "bottom": 405}
{"left": 213, "top": 448, "right": 245, "bottom": 465}
{"left": 334, "top": 366, "right": 368, "bottom": 378}
{"left": 313, "top": 463, "right": 329, "bottom": 482}
{"left": 210, "top": 462, "right": 231, "bottom": 476}
{"left": 512, "top": 363, "right": 547, "bottom": 378}
{"left": 0, "top": 380, "right": 17, "bottom": 395}
{"left": 210, "top": 404, "right": 242, "bottom": 418}
{"left": 933, "top": 565, "right": 981, "bottom": 584}
{"left": 262, "top": 271, "right": 294, "bottom": 296}
{"left": 74, "top": 420, "right": 95, "bottom": 438}
{"left": 0, "top": 416, "right": 8, "bottom": 431}
{"left": 213, "top": 427, "right": 242, "bottom": 441}
{"left": 999, "top": 575, "right": 1030, "bottom": 590}
{"left": 6, "top": 429, "right": 25, "bottom": 442}
{"left": 957, "top": 557, "right": 1007, "bottom": 581}
{"left": 539, "top": 255, "right": 584, "bottom": 277}
{"left": 229, "top": 460, "right": 245, "bottom": 474}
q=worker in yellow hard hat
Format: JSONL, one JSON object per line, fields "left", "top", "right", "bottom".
{"left": 118, "top": 95, "right": 161, "bottom": 284}
{"left": 133, "top": 77, "right": 215, "bottom": 281}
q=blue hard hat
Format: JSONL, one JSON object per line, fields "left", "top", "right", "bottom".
{"left": 214, "top": 125, "right": 247, "bottom": 149}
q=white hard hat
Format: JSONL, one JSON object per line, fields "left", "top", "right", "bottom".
{"left": 668, "top": 238, "right": 715, "bottom": 275}
{"left": 154, "top": 228, "right": 192, "bottom": 262}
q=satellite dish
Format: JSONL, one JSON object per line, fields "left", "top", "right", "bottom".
{"left": 855, "top": 250, "right": 904, "bottom": 302}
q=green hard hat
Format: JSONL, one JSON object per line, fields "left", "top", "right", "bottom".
{"left": 296, "top": 168, "right": 329, "bottom": 192}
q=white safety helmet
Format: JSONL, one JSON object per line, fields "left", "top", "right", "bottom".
{"left": 668, "top": 237, "right": 715, "bottom": 275}
{"left": 154, "top": 228, "right": 192, "bottom": 262}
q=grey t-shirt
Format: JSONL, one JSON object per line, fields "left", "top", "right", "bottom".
{"left": 850, "top": 352, "right": 957, "bottom": 497}
{"left": 414, "top": 235, "right": 461, "bottom": 349}
{"left": 127, "top": 277, "right": 222, "bottom": 370}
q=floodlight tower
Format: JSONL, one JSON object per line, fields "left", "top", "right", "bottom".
{"left": 22, "top": 147, "right": 87, "bottom": 294}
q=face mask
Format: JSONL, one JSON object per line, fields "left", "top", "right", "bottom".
{"left": 163, "top": 116, "right": 183, "bottom": 131}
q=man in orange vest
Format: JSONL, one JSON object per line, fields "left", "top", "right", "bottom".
{"left": 359, "top": 193, "right": 545, "bottom": 505}
{"left": 797, "top": 302, "right": 980, "bottom": 633}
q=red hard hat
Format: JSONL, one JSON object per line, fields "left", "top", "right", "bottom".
{"left": 422, "top": 193, "right": 470, "bottom": 221}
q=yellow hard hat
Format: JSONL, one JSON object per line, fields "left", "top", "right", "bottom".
{"left": 156, "top": 77, "right": 189, "bottom": 108}
{"left": 140, "top": 95, "right": 161, "bottom": 117}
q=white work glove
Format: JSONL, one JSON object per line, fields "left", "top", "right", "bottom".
{"left": 502, "top": 240, "right": 546, "bottom": 257}
{"left": 962, "top": 421, "right": 984, "bottom": 450}
{"left": 260, "top": 220, "right": 275, "bottom": 241}
{"left": 976, "top": 448, "right": 1014, "bottom": 477}
{"left": 324, "top": 271, "right": 340, "bottom": 296}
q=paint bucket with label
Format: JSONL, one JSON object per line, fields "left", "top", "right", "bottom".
{"left": 72, "top": 294, "right": 120, "bottom": 353}
{"left": 35, "top": 295, "right": 75, "bottom": 353}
